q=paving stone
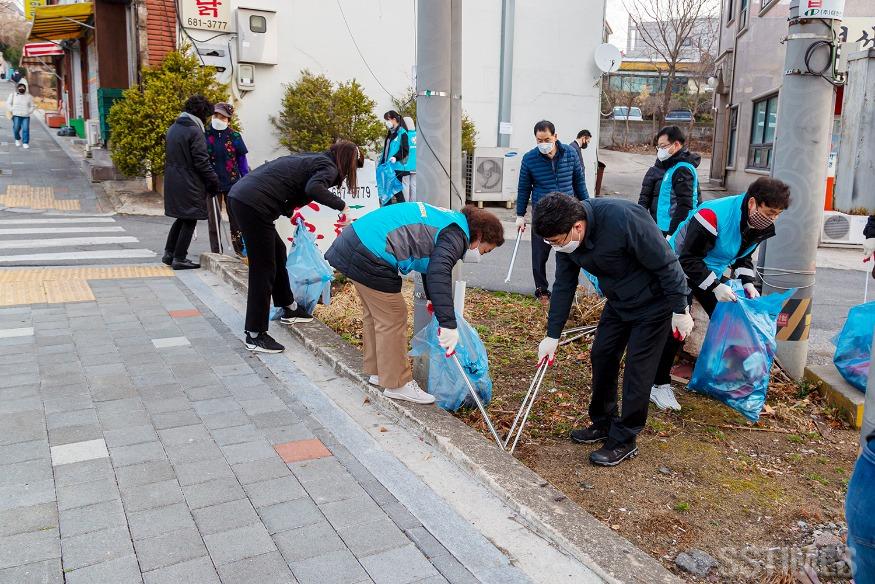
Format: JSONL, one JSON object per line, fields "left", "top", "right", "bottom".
{"left": 191, "top": 498, "right": 260, "bottom": 536}
{"left": 244, "top": 476, "right": 306, "bottom": 508}
{"left": 174, "top": 459, "right": 236, "bottom": 487}
{"left": 214, "top": 552, "right": 296, "bottom": 584}
{"left": 97, "top": 409, "right": 151, "bottom": 431}
{"left": 250, "top": 410, "right": 301, "bottom": 429}
{"left": 0, "top": 411, "right": 46, "bottom": 446}
{"left": 158, "top": 424, "right": 212, "bottom": 446}
{"left": 403, "top": 527, "right": 448, "bottom": 560}
{"left": 210, "top": 424, "right": 262, "bottom": 446}
{"left": 151, "top": 410, "right": 202, "bottom": 430}
{"left": 0, "top": 440, "right": 48, "bottom": 466}
{"left": 57, "top": 477, "right": 119, "bottom": 511}
{"left": 50, "top": 438, "right": 108, "bottom": 466}
{"left": 359, "top": 544, "right": 439, "bottom": 584}
{"left": 221, "top": 440, "right": 278, "bottom": 465}
{"left": 258, "top": 498, "right": 323, "bottom": 535}
{"left": 0, "top": 396, "right": 42, "bottom": 415}
{"left": 429, "top": 554, "right": 478, "bottom": 584}
{"left": 192, "top": 397, "right": 241, "bottom": 417}
{"left": 320, "top": 496, "right": 388, "bottom": 531}
{"left": 60, "top": 526, "right": 133, "bottom": 571}
{"left": 109, "top": 441, "right": 167, "bottom": 468}
{"left": 0, "top": 558, "right": 62, "bottom": 584}
{"left": 0, "top": 458, "right": 53, "bottom": 487}
{"left": 128, "top": 503, "right": 197, "bottom": 541}
{"left": 303, "top": 476, "right": 368, "bottom": 505}
{"left": 338, "top": 518, "right": 411, "bottom": 557}
{"left": 121, "top": 479, "right": 185, "bottom": 513}
{"left": 48, "top": 424, "right": 103, "bottom": 447}
{"left": 43, "top": 395, "right": 92, "bottom": 416}
{"left": 165, "top": 440, "right": 224, "bottom": 465}
{"left": 416, "top": 576, "right": 450, "bottom": 584}
{"left": 238, "top": 397, "right": 287, "bottom": 416}
{"left": 261, "top": 424, "right": 315, "bottom": 445}
{"left": 133, "top": 526, "right": 208, "bottom": 572}
{"left": 143, "top": 556, "right": 221, "bottom": 584}
{"left": 103, "top": 425, "right": 159, "bottom": 448}
{"left": 185, "top": 384, "right": 233, "bottom": 402}
{"left": 232, "top": 458, "right": 291, "bottom": 485}
{"left": 142, "top": 397, "right": 190, "bottom": 416}
{"left": 357, "top": 478, "right": 397, "bottom": 507}
{"left": 212, "top": 363, "right": 251, "bottom": 378}
{"left": 289, "top": 549, "right": 370, "bottom": 584}
{"left": 65, "top": 555, "right": 143, "bottom": 584}
{"left": 183, "top": 477, "right": 245, "bottom": 510}
{"left": 288, "top": 456, "right": 350, "bottom": 485}
{"left": 91, "top": 384, "right": 140, "bottom": 403}
{"left": 114, "top": 460, "right": 176, "bottom": 490}
{"left": 274, "top": 521, "right": 346, "bottom": 563}
{"left": 59, "top": 499, "right": 127, "bottom": 538}
{"left": 0, "top": 503, "right": 58, "bottom": 537}
{"left": 380, "top": 503, "right": 421, "bottom": 531}
{"left": 203, "top": 524, "right": 277, "bottom": 566}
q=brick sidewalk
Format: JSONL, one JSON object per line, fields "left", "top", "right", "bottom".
{"left": 0, "top": 275, "right": 476, "bottom": 584}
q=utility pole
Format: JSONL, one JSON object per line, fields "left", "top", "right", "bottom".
{"left": 412, "top": 0, "right": 463, "bottom": 384}
{"left": 496, "top": 0, "right": 515, "bottom": 147}
{"left": 760, "top": 0, "right": 841, "bottom": 378}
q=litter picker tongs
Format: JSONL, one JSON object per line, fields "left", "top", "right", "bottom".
{"left": 504, "top": 228, "right": 523, "bottom": 284}
{"left": 451, "top": 354, "right": 506, "bottom": 450}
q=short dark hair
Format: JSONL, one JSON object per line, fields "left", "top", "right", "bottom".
{"left": 748, "top": 177, "right": 791, "bottom": 210}
{"left": 533, "top": 120, "right": 555, "bottom": 136}
{"left": 657, "top": 125, "right": 686, "bottom": 146}
{"left": 576, "top": 129, "right": 592, "bottom": 139}
{"left": 533, "top": 193, "right": 587, "bottom": 238}
{"left": 184, "top": 95, "right": 214, "bottom": 123}
{"left": 461, "top": 206, "right": 505, "bottom": 247}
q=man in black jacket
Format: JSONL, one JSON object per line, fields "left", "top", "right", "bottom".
{"left": 533, "top": 193, "right": 693, "bottom": 466}
{"left": 162, "top": 95, "right": 219, "bottom": 270}
{"left": 638, "top": 126, "right": 701, "bottom": 236}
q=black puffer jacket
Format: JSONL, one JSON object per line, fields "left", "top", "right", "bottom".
{"left": 637, "top": 149, "right": 701, "bottom": 235}
{"left": 163, "top": 114, "right": 219, "bottom": 220}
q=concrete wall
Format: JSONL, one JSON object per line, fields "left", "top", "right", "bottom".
{"left": 599, "top": 119, "right": 713, "bottom": 148}
{"left": 187, "top": 0, "right": 606, "bottom": 190}
{"left": 834, "top": 49, "right": 875, "bottom": 213}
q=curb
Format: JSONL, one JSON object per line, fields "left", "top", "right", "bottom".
{"left": 201, "top": 252, "right": 683, "bottom": 584}
{"left": 804, "top": 365, "right": 865, "bottom": 429}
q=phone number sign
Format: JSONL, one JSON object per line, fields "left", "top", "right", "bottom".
{"left": 180, "top": 0, "right": 234, "bottom": 32}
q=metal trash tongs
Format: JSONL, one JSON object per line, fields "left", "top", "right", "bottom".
{"left": 504, "top": 228, "right": 523, "bottom": 284}
{"left": 451, "top": 354, "right": 506, "bottom": 450}
{"left": 504, "top": 359, "right": 549, "bottom": 454}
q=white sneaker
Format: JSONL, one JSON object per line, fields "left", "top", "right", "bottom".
{"left": 650, "top": 384, "right": 681, "bottom": 411}
{"left": 14, "top": 140, "right": 21, "bottom": 147}
{"left": 368, "top": 375, "right": 380, "bottom": 386}
{"left": 22, "top": 144, "right": 29, "bottom": 149}
{"left": 383, "top": 380, "right": 435, "bottom": 405}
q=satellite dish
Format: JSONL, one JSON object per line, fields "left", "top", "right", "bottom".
{"left": 594, "top": 43, "right": 622, "bottom": 73}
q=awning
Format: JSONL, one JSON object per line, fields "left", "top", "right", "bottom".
{"left": 23, "top": 42, "right": 65, "bottom": 58}
{"left": 27, "top": 2, "right": 94, "bottom": 42}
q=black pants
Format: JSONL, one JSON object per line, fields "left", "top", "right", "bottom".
{"left": 653, "top": 286, "right": 718, "bottom": 385}
{"left": 229, "top": 198, "right": 294, "bottom": 333}
{"left": 589, "top": 302, "right": 671, "bottom": 446}
{"left": 530, "top": 225, "right": 551, "bottom": 295}
{"left": 164, "top": 218, "right": 197, "bottom": 260}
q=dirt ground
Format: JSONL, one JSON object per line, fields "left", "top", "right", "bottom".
{"left": 317, "top": 281, "right": 859, "bottom": 583}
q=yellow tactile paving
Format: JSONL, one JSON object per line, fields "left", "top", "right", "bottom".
{"left": 0, "top": 185, "right": 81, "bottom": 211}
{"left": 0, "top": 265, "right": 174, "bottom": 306}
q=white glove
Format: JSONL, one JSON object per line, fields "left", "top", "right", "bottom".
{"left": 537, "top": 337, "right": 559, "bottom": 366}
{"left": 515, "top": 216, "right": 526, "bottom": 232}
{"left": 437, "top": 327, "right": 459, "bottom": 356}
{"left": 665, "top": 234, "right": 671, "bottom": 241}
{"left": 743, "top": 283, "right": 760, "bottom": 299}
{"left": 864, "top": 238, "right": 875, "bottom": 261}
{"left": 671, "top": 308, "right": 694, "bottom": 341}
{"left": 713, "top": 283, "right": 738, "bottom": 302}
{"left": 389, "top": 157, "right": 397, "bottom": 164}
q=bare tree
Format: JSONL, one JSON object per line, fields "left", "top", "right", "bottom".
{"left": 625, "top": 0, "right": 718, "bottom": 126}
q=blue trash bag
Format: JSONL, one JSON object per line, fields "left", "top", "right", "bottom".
{"left": 408, "top": 313, "right": 493, "bottom": 412}
{"left": 376, "top": 162, "right": 402, "bottom": 206}
{"left": 285, "top": 219, "right": 334, "bottom": 314}
{"left": 269, "top": 307, "right": 283, "bottom": 321}
{"left": 580, "top": 269, "right": 603, "bottom": 297}
{"left": 832, "top": 301, "right": 875, "bottom": 392}
{"left": 688, "top": 285, "right": 794, "bottom": 422}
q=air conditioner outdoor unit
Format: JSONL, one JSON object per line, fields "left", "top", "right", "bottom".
{"left": 821, "top": 210, "right": 868, "bottom": 247}
{"left": 85, "top": 119, "right": 101, "bottom": 147}
{"left": 467, "top": 147, "right": 522, "bottom": 209}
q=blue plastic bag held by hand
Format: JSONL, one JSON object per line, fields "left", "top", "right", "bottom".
{"left": 376, "top": 163, "right": 402, "bottom": 206}
{"left": 833, "top": 301, "right": 875, "bottom": 392}
{"left": 285, "top": 219, "right": 334, "bottom": 314}
{"left": 688, "top": 286, "right": 794, "bottom": 422}
{"left": 409, "top": 314, "right": 493, "bottom": 412}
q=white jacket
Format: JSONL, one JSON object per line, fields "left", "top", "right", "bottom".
{"left": 6, "top": 87, "right": 35, "bottom": 118}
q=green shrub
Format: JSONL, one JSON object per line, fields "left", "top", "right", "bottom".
{"left": 107, "top": 48, "right": 228, "bottom": 178}
{"left": 271, "top": 70, "right": 385, "bottom": 155}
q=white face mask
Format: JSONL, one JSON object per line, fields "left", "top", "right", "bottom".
{"left": 656, "top": 147, "right": 672, "bottom": 162}
{"left": 385, "top": 120, "right": 395, "bottom": 130}
{"left": 462, "top": 247, "right": 481, "bottom": 263}
{"left": 537, "top": 141, "right": 554, "bottom": 155}
{"left": 548, "top": 228, "right": 581, "bottom": 254}
{"left": 211, "top": 119, "right": 228, "bottom": 131}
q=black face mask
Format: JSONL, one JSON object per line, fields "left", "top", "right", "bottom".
{"left": 17, "top": 88, "right": 25, "bottom": 94}
{"left": 581, "top": 141, "right": 589, "bottom": 149}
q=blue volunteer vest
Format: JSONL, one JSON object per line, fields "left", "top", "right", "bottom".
{"left": 398, "top": 129, "right": 416, "bottom": 172}
{"left": 670, "top": 194, "right": 756, "bottom": 278}
{"left": 385, "top": 128, "right": 414, "bottom": 171}
{"left": 353, "top": 202, "right": 470, "bottom": 275}
{"left": 656, "top": 161, "right": 699, "bottom": 232}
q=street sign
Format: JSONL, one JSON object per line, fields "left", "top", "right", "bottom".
{"left": 179, "top": 0, "right": 235, "bottom": 32}
{"left": 802, "top": 0, "right": 845, "bottom": 20}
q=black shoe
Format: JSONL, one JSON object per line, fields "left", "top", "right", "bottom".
{"left": 280, "top": 305, "right": 313, "bottom": 324}
{"left": 570, "top": 425, "right": 609, "bottom": 444}
{"left": 172, "top": 258, "right": 200, "bottom": 270}
{"left": 161, "top": 252, "right": 173, "bottom": 266}
{"left": 589, "top": 442, "right": 639, "bottom": 467}
{"left": 244, "top": 332, "right": 284, "bottom": 353}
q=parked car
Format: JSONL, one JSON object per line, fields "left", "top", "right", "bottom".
{"left": 612, "top": 106, "right": 644, "bottom": 121}
{"left": 665, "top": 109, "right": 694, "bottom": 123}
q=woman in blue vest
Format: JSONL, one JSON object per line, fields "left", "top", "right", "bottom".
{"left": 649, "top": 177, "right": 791, "bottom": 411}
{"left": 380, "top": 110, "right": 413, "bottom": 204}
{"left": 325, "top": 203, "right": 505, "bottom": 404}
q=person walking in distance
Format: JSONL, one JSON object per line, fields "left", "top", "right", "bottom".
{"left": 6, "top": 80, "right": 36, "bottom": 149}
{"left": 515, "top": 121, "right": 589, "bottom": 307}
{"left": 162, "top": 95, "right": 220, "bottom": 270}
{"left": 379, "top": 110, "right": 413, "bottom": 204}
{"left": 205, "top": 102, "right": 249, "bottom": 256}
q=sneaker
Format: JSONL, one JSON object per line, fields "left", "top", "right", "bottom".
{"left": 368, "top": 375, "right": 381, "bottom": 386}
{"left": 589, "top": 442, "right": 639, "bottom": 466}
{"left": 244, "top": 332, "right": 284, "bottom": 353}
{"left": 649, "top": 384, "right": 681, "bottom": 411}
{"left": 280, "top": 305, "right": 313, "bottom": 324}
{"left": 14, "top": 140, "right": 21, "bottom": 147}
{"left": 383, "top": 380, "right": 435, "bottom": 405}
{"left": 22, "top": 144, "right": 29, "bottom": 149}
{"left": 570, "top": 424, "right": 609, "bottom": 444}
{"left": 161, "top": 252, "right": 173, "bottom": 266}
{"left": 172, "top": 258, "right": 200, "bottom": 270}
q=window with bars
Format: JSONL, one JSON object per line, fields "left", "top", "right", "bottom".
{"left": 748, "top": 94, "right": 778, "bottom": 170}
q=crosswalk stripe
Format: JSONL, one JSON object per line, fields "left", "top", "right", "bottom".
{"left": 0, "top": 250, "right": 156, "bottom": 263}
{"left": 0, "top": 236, "right": 139, "bottom": 250}
{"left": 0, "top": 217, "right": 116, "bottom": 225}
{"left": 0, "top": 227, "right": 125, "bottom": 235}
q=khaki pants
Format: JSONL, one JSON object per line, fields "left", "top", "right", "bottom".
{"left": 353, "top": 281, "right": 412, "bottom": 390}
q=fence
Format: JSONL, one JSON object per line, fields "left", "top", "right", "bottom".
{"left": 599, "top": 119, "right": 713, "bottom": 148}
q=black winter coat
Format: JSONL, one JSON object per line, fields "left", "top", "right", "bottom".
{"left": 637, "top": 149, "right": 701, "bottom": 235}
{"left": 164, "top": 114, "right": 219, "bottom": 220}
